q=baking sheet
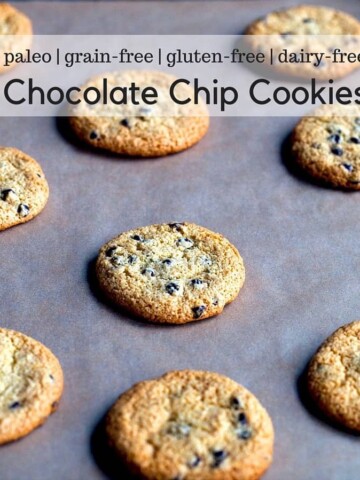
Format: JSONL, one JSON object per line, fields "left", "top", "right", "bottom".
{"left": 1, "top": 1, "right": 360, "bottom": 479}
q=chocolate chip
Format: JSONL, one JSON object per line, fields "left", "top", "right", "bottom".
{"left": 162, "top": 259, "right": 173, "bottom": 266}
{"left": 165, "top": 282, "right": 180, "bottom": 295}
{"left": 142, "top": 267, "right": 155, "bottom": 278}
{"left": 303, "top": 17, "right": 313, "bottom": 23}
{"left": 350, "top": 137, "right": 360, "bottom": 144}
{"left": 355, "top": 117, "right": 360, "bottom": 126}
{"left": 9, "top": 401, "right": 20, "bottom": 409}
{"left": 212, "top": 298, "right": 219, "bottom": 306}
{"left": 190, "top": 279, "right": 203, "bottom": 287}
{"left": 212, "top": 450, "right": 227, "bottom": 468}
{"left": 120, "top": 119, "right": 130, "bottom": 128}
{"left": 0, "top": 188, "right": 16, "bottom": 201}
{"left": 280, "top": 31, "right": 293, "bottom": 38}
{"left": 328, "top": 134, "right": 341, "bottom": 144}
{"left": 237, "top": 428, "right": 252, "bottom": 440}
{"left": 342, "top": 163, "right": 353, "bottom": 172}
{"left": 89, "top": 131, "right": 98, "bottom": 140}
{"left": 331, "top": 147, "right": 343, "bottom": 156}
{"left": 127, "top": 255, "right": 137, "bottom": 264}
{"left": 106, "top": 246, "right": 117, "bottom": 257}
{"left": 238, "top": 412, "right": 247, "bottom": 424}
{"left": 177, "top": 237, "right": 193, "bottom": 249}
{"left": 230, "top": 396, "right": 242, "bottom": 410}
{"left": 51, "top": 401, "right": 59, "bottom": 410}
{"left": 188, "top": 455, "right": 201, "bottom": 468}
{"left": 17, "top": 204, "right": 29, "bottom": 217}
{"left": 201, "top": 255, "right": 212, "bottom": 266}
{"left": 111, "top": 255, "right": 126, "bottom": 267}
{"left": 192, "top": 305, "right": 206, "bottom": 318}
{"left": 49, "top": 374, "right": 55, "bottom": 382}
{"left": 131, "top": 234, "right": 144, "bottom": 242}
{"left": 168, "top": 222, "right": 184, "bottom": 231}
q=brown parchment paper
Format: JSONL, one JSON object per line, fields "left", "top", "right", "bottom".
{"left": 0, "top": 2, "right": 359, "bottom": 479}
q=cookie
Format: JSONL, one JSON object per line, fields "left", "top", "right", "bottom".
{"left": 0, "top": 328, "right": 64, "bottom": 444}
{"left": 307, "top": 321, "right": 360, "bottom": 431}
{"left": 96, "top": 222, "right": 245, "bottom": 324}
{"left": 0, "top": 3, "right": 32, "bottom": 73}
{"left": 291, "top": 105, "right": 360, "bottom": 189}
{"left": 0, "top": 147, "right": 49, "bottom": 231}
{"left": 106, "top": 370, "right": 274, "bottom": 480}
{"left": 69, "top": 71, "right": 209, "bottom": 157}
{"left": 245, "top": 5, "right": 360, "bottom": 79}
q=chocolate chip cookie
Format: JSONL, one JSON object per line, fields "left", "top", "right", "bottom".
{"left": 69, "top": 71, "right": 209, "bottom": 157}
{"left": 245, "top": 5, "right": 360, "bottom": 79}
{"left": 307, "top": 320, "right": 360, "bottom": 431}
{"left": 96, "top": 222, "right": 245, "bottom": 324}
{"left": 0, "top": 328, "right": 64, "bottom": 444}
{"left": 0, "top": 147, "right": 49, "bottom": 230}
{"left": 106, "top": 370, "right": 274, "bottom": 480}
{"left": 291, "top": 105, "right": 360, "bottom": 189}
{"left": 0, "top": 3, "right": 32, "bottom": 73}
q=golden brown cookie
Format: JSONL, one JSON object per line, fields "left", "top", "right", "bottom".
{"left": 0, "top": 3, "right": 32, "bottom": 73}
{"left": 245, "top": 5, "right": 360, "bottom": 79}
{"left": 96, "top": 222, "right": 245, "bottom": 324}
{"left": 69, "top": 71, "right": 209, "bottom": 157}
{"left": 291, "top": 105, "right": 360, "bottom": 189}
{"left": 106, "top": 370, "right": 274, "bottom": 480}
{"left": 0, "top": 147, "right": 49, "bottom": 231}
{"left": 0, "top": 328, "right": 64, "bottom": 444}
{"left": 307, "top": 320, "right": 360, "bottom": 431}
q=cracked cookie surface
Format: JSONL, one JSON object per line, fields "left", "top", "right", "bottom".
{"left": 307, "top": 321, "right": 360, "bottom": 431}
{"left": 0, "top": 328, "right": 64, "bottom": 444}
{"left": 0, "top": 147, "right": 49, "bottom": 231}
{"left": 106, "top": 370, "right": 274, "bottom": 480}
{"left": 245, "top": 5, "right": 360, "bottom": 79}
{"left": 291, "top": 105, "right": 360, "bottom": 189}
{"left": 69, "top": 71, "right": 209, "bottom": 157}
{"left": 96, "top": 223, "right": 245, "bottom": 324}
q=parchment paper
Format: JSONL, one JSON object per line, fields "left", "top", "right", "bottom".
{"left": 0, "top": 2, "right": 359, "bottom": 479}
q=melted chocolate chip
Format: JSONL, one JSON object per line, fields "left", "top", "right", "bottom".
{"left": 212, "top": 450, "right": 227, "bottom": 468}
{"left": 188, "top": 456, "right": 201, "bottom": 468}
{"left": 131, "top": 234, "right": 144, "bottom": 242}
{"left": 280, "top": 31, "right": 293, "bottom": 38}
{"left": 168, "top": 222, "right": 184, "bottom": 231}
{"left": 237, "top": 429, "right": 252, "bottom": 440}
{"left": 162, "top": 259, "right": 173, "bottom": 266}
{"left": 342, "top": 163, "right": 353, "bottom": 172}
{"left": 190, "top": 279, "right": 203, "bottom": 287}
{"left": 328, "top": 134, "right": 341, "bottom": 144}
{"left": 230, "top": 396, "right": 242, "bottom": 410}
{"left": 212, "top": 298, "right": 219, "bottom": 306}
{"left": 0, "top": 188, "right": 16, "bottom": 201}
{"left": 350, "top": 137, "right": 360, "bottom": 144}
{"left": 128, "top": 255, "right": 138, "bottom": 264}
{"left": 89, "top": 131, "right": 98, "bottom": 140}
{"left": 177, "top": 237, "right": 193, "bottom": 249}
{"left": 120, "top": 119, "right": 130, "bottom": 128}
{"left": 9, "top": 401, "right": 20, "bottom": 409}
{"left": 165, "top": 282, "right": 180, "bottom": 295}
{"left": 49, "top": 374, "right": 55, "bottom": 382}
{"left": 192, "top": 305, "right": 206, "bottom": 319}
{"left": 17, "top": 204, "right": 29, "bottom": 217}
{"left": 142, "top": 268, "right": 155, "bottom": 277}
{"left": 238, "top": 412, "right": 247, "bottom": 424}
{"left": 331, "top": 147, "right": 343, "bottom": 156}
{"left": 111, "top": 255, "right": 126, "bottom": 267}
{"left": 106, "top": 247, "right": 117, "bottom": 257}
